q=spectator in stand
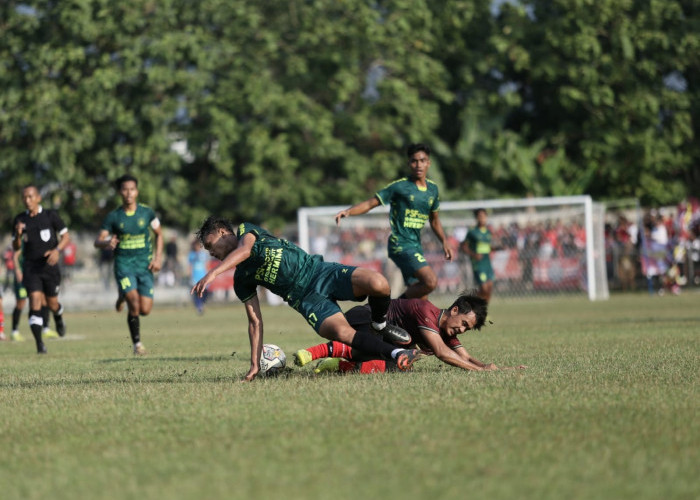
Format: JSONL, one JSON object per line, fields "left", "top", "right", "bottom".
{"left": 61, "top": 240, "right": 77, "bottom": 283}
{"left": 187, "top": 239, "right": 210, "bottom": 315}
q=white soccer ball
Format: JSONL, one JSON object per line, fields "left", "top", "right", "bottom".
{"left": 259, "top": 343, "right": 286, "bottom": 375}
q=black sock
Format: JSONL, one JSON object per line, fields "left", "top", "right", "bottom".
{"left": 350, "top": 330, "right": 396, "bottom": 361}
{"left": 12, "top": 308, "right": 21, "bottom": 331}
{"left": 368, "top": 295, "right": 391, "bottom": 324}
{"left": 29, "top": 310, "right": 44, "bottom": 350}
{"left": 41, "top": 305, "right": 50, "bottom": 330}
{"left": 127, "top": 315, "right": 140, "bottom": 344}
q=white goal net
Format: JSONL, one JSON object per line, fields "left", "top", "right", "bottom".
{"left": 298, "top": 195, "right": 609, "bottom": 301}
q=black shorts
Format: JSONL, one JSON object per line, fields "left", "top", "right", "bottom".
{"left": 344, "top": 304, "right": 373, "bottom": 335}
{"left": 22, "top": 264, "right": 61, "bottom": 297}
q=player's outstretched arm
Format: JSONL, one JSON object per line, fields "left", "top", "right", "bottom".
{"left": 243, "top": 295, "right": 264, "bottom": 382}
{"left": 455, "top": 347, "right": 527, "bottom": 371}
{"left": 335, "top": 196, "right": 381, "bottom": 225}
{"left": 191, "top": 233, "right": 255, "bottom": 297}
{"left": 421, "top": 330, "right": 484, "bottom": 371}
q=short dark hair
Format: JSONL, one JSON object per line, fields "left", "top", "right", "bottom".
{"left": 449, "top": 292, "right": 488, "bottom": 331}
{"left": 406, "top": 143, "right": 431, "bottom": 158}
{"left": 473, "top": 208, "right": 487, "bottom": 218}
{"left": 196, "top": 215, "right": 235, "bottom": 244}
{"left": 115, "top": 174, "right": 138, "bottom": 190}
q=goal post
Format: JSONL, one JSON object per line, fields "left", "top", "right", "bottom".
{"left": 298, "top": 195, "right": 609, "bottom": 301}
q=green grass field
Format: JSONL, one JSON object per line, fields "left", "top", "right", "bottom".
{"left": 1, "top": 292, "right": 698, "bottom": 500}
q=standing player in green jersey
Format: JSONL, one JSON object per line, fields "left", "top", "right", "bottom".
{"left": 94, "top": 175, "right": 163, "bottom": 355}
{"left": 191, "top": 216, "right": 423, "bottom": 382}
{"left": 461, "top": 208, "right": 496, "bottom": 303}
{"left": 335, "top": 143, "right": 453, "bottom": 300}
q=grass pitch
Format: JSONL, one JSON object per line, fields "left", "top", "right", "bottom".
{"left": 1, "top": 292, "right": 698, "bottom": 500}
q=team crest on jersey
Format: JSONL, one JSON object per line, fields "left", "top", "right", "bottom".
{"left": 410, "top": 195, "right": 414, "bottom": 202}
{"left": 429, "top": 197, "right": 434, "bottom": 205}
{"left": 138, "top": 218, "right": 146, "bottom": 227}
{"left": 40, "top": 229, "right": 51, "bottom": 242}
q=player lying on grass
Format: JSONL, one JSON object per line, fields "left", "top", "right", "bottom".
{"left": 191, "top": 216, "right": 424, "bottom": 381}
{"left": 295, "top": 292, "right": 527, "bottom": 374}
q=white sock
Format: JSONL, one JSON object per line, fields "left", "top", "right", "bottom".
{"left": 390, "top": 349, "right": 402, "bottom": 359}
{"left": 372, "top": 321, "right": 387, "bottom": 330}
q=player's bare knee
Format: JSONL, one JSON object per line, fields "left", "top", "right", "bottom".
{"left": 422, "top": 274, "right": 438, "bottom": 292}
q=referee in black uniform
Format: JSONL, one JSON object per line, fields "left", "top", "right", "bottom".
{"left": 12, "top": 185, "right": 70, "bottom": 354}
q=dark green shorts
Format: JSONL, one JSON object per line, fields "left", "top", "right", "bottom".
{"left": 389, "top": 246, "right": 429, "bottom": 285}
{"left": 472, "top": 261, "right": 494, "bottom": 285}
{"left": 293, "top": 262, "right": 362, "bottom": 333}
{"left": 115, "top": 267, "right": 154, "bottom": 298}
{"left": 13, "top": 274, "right": 27, "bottom": 301}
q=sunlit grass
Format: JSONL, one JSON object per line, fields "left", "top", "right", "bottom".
{"left": 1, "top": 291, "right": 698, "bottom": 500}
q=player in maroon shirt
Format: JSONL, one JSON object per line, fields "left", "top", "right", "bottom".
{"left": 295, "top": 293, "right": 527, "bottom": 373}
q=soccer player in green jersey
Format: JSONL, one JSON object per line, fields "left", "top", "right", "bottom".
{"left": 335, "top": 143, "right": 453, "bottom": 300}
{"left": 461, "top": 208, "right": 496, "bottom": 303}
{"left": 95, "top": 175, "right": 163, "bottom": 355}
{"left": 191, "top": 216, "right": 423, "bottom": 382}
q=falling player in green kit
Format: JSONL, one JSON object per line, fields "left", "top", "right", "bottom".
{"left": 335, "top": 143, "right": 453, "bottom": 300}
{"left": 94, "top": 175, "right": 163, "bottom": 354}
{"left": 191, "top": 217, "right": 423, "bottom": 382}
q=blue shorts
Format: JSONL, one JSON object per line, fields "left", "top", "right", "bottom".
{"left": 389, "top": 246, "right": 429, "bottom": 286}
{"left": 292, "top": 262, "right": 362, "bottom": 333}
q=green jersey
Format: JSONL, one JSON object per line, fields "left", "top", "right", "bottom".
{"left": 101, "top": 204, "right": 158, "bottom": 272}
{"left": 465, "top": 226, "right": 493, "bottom": 271}
{"left": 233, "top": 222, "right": 323, "bottom": 305}
{"left": 376, "top": 177, "right": 440, "bottom": 251}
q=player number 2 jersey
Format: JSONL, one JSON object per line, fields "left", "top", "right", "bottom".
{"left": 376, "top": 178, "right": 440, "bottom": 250}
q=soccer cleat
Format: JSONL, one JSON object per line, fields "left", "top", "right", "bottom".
{"left": 115, "top": 294, "right": 126, "bottom": 312}
{"left": 11, "top": 331, "right": 25, "bottom": 342}
{"left": 0, "top": 331, "right": 6, "bottom": 341}
{"left": 133, "top": 343, "right": 146, "bottom": 355}
{"left": 43, "top": 328, "right": 60, "bottom": 339}
{"left": 395, "top": 349, "right": 424, "bottom": 371}
{"left": 293, "top": 349, "right": 313, "bottom": 367}
{"left": 372, "top": 323, "right": 412, "bottom": 346}
{"left": 54, "top": 317, "right": 66, "bottom": 337}
{"left": 313, "top": 358, "right": 340, "bottom": 374}
{"left": 37, "top": 343, "right": 47, "bottom": 354}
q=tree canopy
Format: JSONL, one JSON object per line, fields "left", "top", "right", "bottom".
{"left": 1, "top": 0, "right": 697, "bottom": 231}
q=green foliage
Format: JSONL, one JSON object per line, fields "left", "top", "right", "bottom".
{"left": 0, "top": 0, "right": 698, "bottom": 231}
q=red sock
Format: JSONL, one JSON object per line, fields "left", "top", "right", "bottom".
{"left": 338, "top": 360, "right": 357, "bottom": 373}
{"left": 0, "top": 309, "right": 4, "bottom": 333}
{"left": 306, "top": 343, "right": 330, "bottom": 361}
{"left": 329, "top": 341, "right": 353, "bottom": 360}
{"left": 359, "top": 360, "right": 386, "bottom": 374}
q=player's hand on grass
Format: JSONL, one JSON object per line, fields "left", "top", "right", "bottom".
{"left": 483, "top": 363, "right": 498, "bottom": 371}
{"left": 242, "top": 365, "right": 259, "bottom": 382}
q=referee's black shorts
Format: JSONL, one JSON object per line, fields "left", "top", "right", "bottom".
{"left": 22, "top": 263, "right": 61, "bottom": 297}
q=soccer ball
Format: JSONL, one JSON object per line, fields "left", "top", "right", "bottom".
{"left": 259, "top": 343, "right": 286, "bottom": 375}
